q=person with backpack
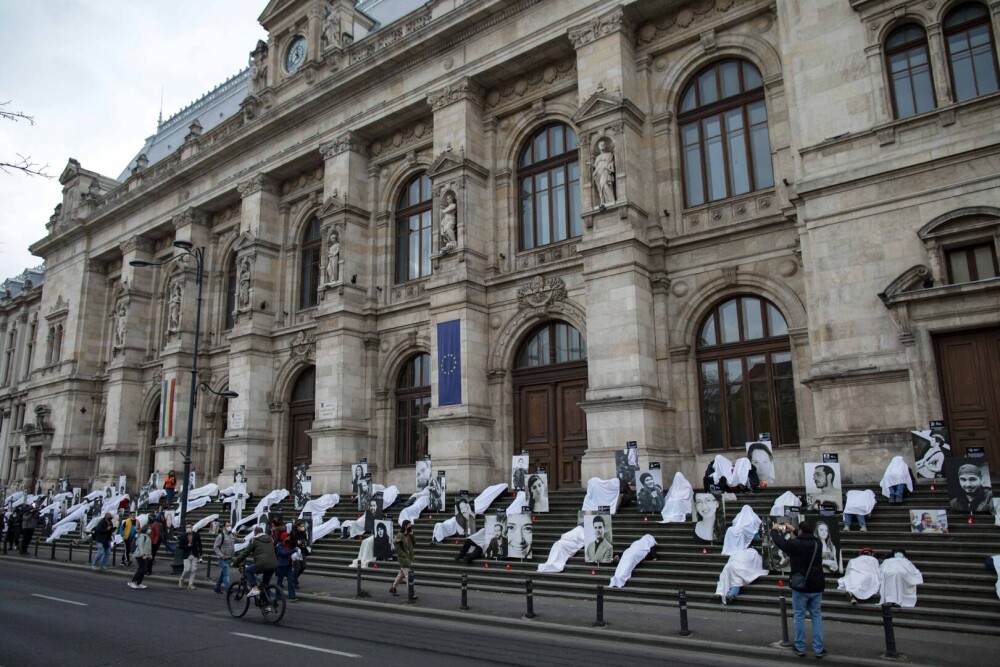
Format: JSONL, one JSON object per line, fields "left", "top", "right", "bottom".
{"left": 212, "top": 521, "right": 235, "bottom": 594}
{"left": 128, "top": 524, "right": 152, "bottom": 589}
{"left": 147, "top": 516, "right": 164, "bottom": 574}
{"left": 771, "top": 520, "right": 827, "bottom": 658}
{"left": 118, "top": 511, "right": 138, "bottom": 566}
{"left": 91, "top": 513, "right": 114, "bottom": 571}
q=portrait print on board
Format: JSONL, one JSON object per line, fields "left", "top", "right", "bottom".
{"left": 484, "top": 513, "right": 508, "bottom": 559}
{"left": 945, "top": 458, "right": 994, "bottom": 513}
{"left": 526, "top": 472, "right": 549, "bottom": 513}
{"left": 636, "top": 468, "right": 665, "bottom": 513}
{"left": 746, "top": 441, "right": 776, "bottom": 485}
{"left": 615, "top": 445, "right": 640, "bottom": 488}
{"left": 454, "top": 495, "right": 476, "bottom": 535}
{"left": 804, "top": 513, "right": 842, "bottom": 574}
{"left": 511, "top": 454, "right": 529, "bottom": 491}
{"left": 363, "top": 492, "right": 384, "bottom": 534}
{"left": 428, "top": 472, "right": 446, "bottom": 513}
{"left": 763, "top": 515, "right": 798, "bottom": 573}
{"left": 373, "top": 519, "right": 394, "bottom": 560}
{"left": 584, "top": 513, "right": 613, "bottom": 564}
{"left": 506, "top": 511, "right": 533, "bottom": 559}
{"left": 693, "top": 492, "right": 725, "bottom": 542}
{"left": 357, "top": 474, "right": 373, "bottom": 513}
{"left": 804, "top": 462, "right": 843, "bottom": 512}
{"left": 911, "top": 423, "right": 951, "bottom": 479}
{"left": 909, "top": 509, "right": 949, "bottom": 534}
{"left": 351, "top": 460, "right": 368, "bottom": 493}
{"left": 415, "top": 456, "right": 432, "bottom": 492}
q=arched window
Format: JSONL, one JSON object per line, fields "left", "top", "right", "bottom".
{"left": 395, "top": 174, "right": 433, "bottom": 283}
{"left": 515, "top": 322, "right": 587, "bottom": 368}
{"left": 396, "top": 353, "right": 431, "bottom": 466}
{"left": 679, "top": 59, "right": 774, "bottom": 208}
{"left": 299, "top": 217, "right": 322, "bottom": 309}
{"left": 291, "top": 366, "right": 316, "bottom": 403}
{"left": 696, "top": 296, "right": 798, "bottom": 450}
{"left": 517, "top": 123, "right": 581, "bottom": 251}
{"left": 885, "top": 25, "right": 936, "bottom": 119}
{"left": 944, "top": 2, "right": 999, "bottom": 102}
{"left": 224, "top": 254, "right": 237, "bottom": 331}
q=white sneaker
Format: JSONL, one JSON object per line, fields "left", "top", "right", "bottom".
{"left": 859, "top": 526, "right": 868, "bottom": 532}
{"left": 247, "top": 587, "right": 261, "bottom": 597}
{"left": 127, "top": 582, "right": 138, "bottom": 589}
{"left": 138, "top": 584, "right": 148, "bottom": 589}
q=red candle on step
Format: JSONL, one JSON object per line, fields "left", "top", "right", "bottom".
{"left": 590, "top": 570, "right": 595, "bottom": 576}
{"left": 484, "top": 563, "right": 489, "bottom": 569}
{"left": 702, "top": 548, "right": 707, "bottom": 555}
{"left": 505, "top": 564, "right": 510, "bottom": 571}
{"left": 968, "top": 516, "right": 974, "bottom": 524}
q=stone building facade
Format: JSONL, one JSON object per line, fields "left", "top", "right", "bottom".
{"left": 4, "top": 0, "right": 999, "bottom": 497}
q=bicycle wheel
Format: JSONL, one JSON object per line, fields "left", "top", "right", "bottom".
{"left": 261, "top": 585, "right": 286, "bottom": 624}
{"left": 226, "top": 581, "right": 250, "bottom": 618}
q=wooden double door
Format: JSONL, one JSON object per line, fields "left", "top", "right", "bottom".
{"left": 935, "top": 327, "right": 1000, "bottom": 471}
{"left": 514, "top": 362, "right": 588, "bottom": 490}
{"left": 288, "top": 401, "right": 314, "bottom": 489}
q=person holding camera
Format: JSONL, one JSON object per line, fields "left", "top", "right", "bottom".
{"left": 390, "top": 519, "right": 415, "bottom": 598}
{"left": 771, "top": 520, "right": 827, "bottom": 658}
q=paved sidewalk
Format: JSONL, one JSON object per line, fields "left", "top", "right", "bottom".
{"left": 4, "top": 551, "right": 996, "bottom": 666}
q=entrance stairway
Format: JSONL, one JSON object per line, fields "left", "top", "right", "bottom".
{"left": 40, "top": 483, "right": 1000, "bottom": 635}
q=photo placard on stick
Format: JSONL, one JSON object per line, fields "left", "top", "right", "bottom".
{"left": 364, "top": 492, "right": 384, "bottom": 534}
{"left": 352, "top": 460, "right": 368, "bottom": 493}
{"left": 357, "top": 473, "right": 373, "bottom": 512}
{"left": 428, "top": 472, "right": 446, "bottom": 513}
{"left": 584, "top": 513, "right": 613, "bottom": 564}
{"left": 746, "top": 441, "right": 776, "bottom": 484}
{"left": 945, "top": 458, "right": 993, "bottom": 513}
{"left": 636, "top": 467, "right": 665, "bottom": 514}
{"left": 615, "top": 443, "right": 640, "bottom": 488}
{"left": 373, "top": 519, "right": 395, "bottom": 560}
{"left": 693, "top": 492, "right": 725, "bottom": 542}
{"left": 484, "top": 513, "right": 508, "bottom": 559}
{"left": 804, "top": 462, "right": 843, "bottom": 512}
{"left": 526, "top": 471, "right": 549, "bottom": 513}
{"left": 911, "top": 422, "right": 951, "bottom": 479}
{"left": 763, "top": 514, "right": 799, "bottom": 573}
{"left": 511, "top": 454, "right": 529, "bottom": 491}
{"left": 415, "top": 456, "right": 432, "bottom": 492}
{"left": 506, "top": 512, "right": 533, "bottom": 559}
{"left": 454, "top": 495, "right": 476, "bottom": 535}
{"left": 803, "top": 512, "right": 843, "bottom": 574}
{"left": 909, "top": 509, "right": 949, "bottom": 534}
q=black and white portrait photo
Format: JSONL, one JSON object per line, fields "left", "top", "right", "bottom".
{"left": 454, "top": 496, "right": 476, "bottom": 535}
{"left": 946, "top": 458, "right": 993, "bottom": 513}
{"left": 909, "top": 509, "right": 949, "bottom": 534}
{"left": 636, "top": 469, "right": 665, "bottom": 513}
{"left": 364, "top": 493, "right": 384, "bottom": 534}
{"left": 484, "top": 513, "right": 508, "bottom": 559}
{"left": 428, "top": 473, "right": 446, "bottom": 513}
{"left": 511, "top": 455, "right": 529, "bottom": 491}
{"left": 416, "top": 457, "right": 433, "bottom": 492}
{"left": 615, "top": 448, "right": 639, "bottom": 488}
{"left": 584, "top": 514, "right": 613, "bottom": 564}
{"left": 351, "top": 461, "right": 368, "bottom": 493}
{"left": 357, "top": 474, "right": 373, "bottom": 513}
{"left": 526, "top": 472, "right": 549, "bottom": 513}
{"left": 118, "top": 475, "right": 126, "bottom": 496}
{"left": 373, "top": 519, "right": 394, "bottom": 560}
{"left": 293, "top": 463, "right": 310, "bottom": 511}
{"left": 804, "top": 462, "right": 843, "bottom": 512}
{"left": 506, "top": 512, "right": 533, "bottom": 559}
{"left": 763, "top": 515, "right": 796, "bottom": 572}
{"left": 693, "top": 492, "right": 725, "bottom": 542}
{"left": 746, "top": 441, "right": 776, "bottom": 485}
{"left": 805, "top": 514, "right": 843, "bottom": 574}
{"left": 911, "top": 426, "right": 951, "bottom": 479}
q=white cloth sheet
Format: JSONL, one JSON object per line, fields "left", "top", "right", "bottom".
{"left": 879, "top": 557, "right": 923, "bottom": 607}
{"left": 146, "top": 489, "right": 166, "bottom": 505}
{"left": 722, "top": 505, "right": 761, "bottom": 556}
{"left": 660, "top": 472, "right": 693, "bottom": 523}
{"left": 474, "top": 483, "right": 508, "bottom": 514}
{"left": 879, "top": 457, "right": 913, "bottom": 499}
{"left": 537, "top": 526, "right": 586, "bottom": 573}
{"left": 837, "top": 554, "right": 882, "bottom": 601}
{"left": 582, "top": 477, "right": 620, "bottom": 515}
{"left": 187, "top": 483, "right": 219, "bottom": 500}
{"left": 506, "top": 491, "right": 528, "bottom": 515}
{"left": 172, "top": 496, "right": 210, "bottom": 526}
{"left": 732, "top": 458, "right": 752, "bottom": 486}
{"left": 234, "top": 489, "right": 289, "bottom": 531}
{"left": 715, "top": 548, "right": 768, "bottom": 601}
{"left": 193, "top": 513, "right": 218, "bottom": 533}
{"left": 52, "top": 502, "right": 88, "bottom": 529}
{"left": 843, "top": 489, "right": 877, "bottom": 516}
{"left": 312, "top": 516, "right": 342, "bottom": 542}
{"left": 769, "top": 491, "right": 801, "bottom": 517}
{"left": 992, "top": 555, "right": 1000, "bottom": 599}
{"left": 372, "top": 484, "right": 399, "bottom": 508}
{"left": 609, "top": 534, "right": 657, "bottom": 588}
{"left": 37, "top": 492, "right": 72, "bottom": 515}
{"left": 398, "top": 495, "right": 430, "bottom": 526}
{"left": 349, "top": 535, "right": 375, "bottom": 569}
{"left": 433, "top": 517, "right": 461, "bottom": 543}
{"left": 431, "top": 484, "right": 508, "bottom": 542}
{"left": 343, "top": 516, "right": 367, "bottom": 538}
{"left": 298, "top": 494, "right": 341, "bottom": 523}
{"left": 47, "top": 521, "right": 79, "bottom": 542}
{"left": 711, "top": 455, "right": 735, "bottom": 485}
{"left": 468, "top": 527, "right": 488, "bottom": 550}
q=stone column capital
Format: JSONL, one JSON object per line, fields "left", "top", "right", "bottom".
{"left": 567, "top": 6, "right": 631, "bottom": 50}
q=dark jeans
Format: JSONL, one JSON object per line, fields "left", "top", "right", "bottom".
{"left": 165, "top": 488, "right": 175, "bottom": 504}
{"left": 149, "top": 542, "right": 161, "bottom": 572}
{"left": 294, "top": 558, "right": 305, "bottom": 586}
{"left": 458, "top": 540, "right": 483, "bottom": 561}
{"left": 19, "top": 528, "right": 34, "bottom": 555}
{"left": 132, "top": 558, "right": 147, "bottom": 585}
{"left": 276, "top": 565, "right": 296, "bottom": 599}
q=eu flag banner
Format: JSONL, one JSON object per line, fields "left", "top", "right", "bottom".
{"left": 437, "top": 319, "right": 462, "bottom": 406}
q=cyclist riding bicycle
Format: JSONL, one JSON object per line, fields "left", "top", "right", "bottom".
{"left": 231, "top": 525, "right": 277, "bottom": 597}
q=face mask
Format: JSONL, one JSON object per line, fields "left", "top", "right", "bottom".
{"left": 894, "top": 552, "right": 905, "bottom": 559}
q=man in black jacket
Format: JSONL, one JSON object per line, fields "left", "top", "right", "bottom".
{"left": 91, "top": 513, "right": 114, "bottom": 571}
{"left": 771, "top": 521, "right": 827, "bottom": 658}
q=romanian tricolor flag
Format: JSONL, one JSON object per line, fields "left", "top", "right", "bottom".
{"left": 160, "top": 378, "right": 175, "bottom": 437}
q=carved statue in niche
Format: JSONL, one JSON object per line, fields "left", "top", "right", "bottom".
{"left": 236, "top": 256, "right": 252, "bottom": 311}
{"left": 592, "top": 137, "right": 616, "bottom": 208}
{"left": 167, "top": 280, "right": 183, "bottom": 333}
{"left": 248, "top": 41, "right": 268, "bottom": 95}
{"left": 440, "top": 191, "right": 457, "bottom": 254}
{"left": 324, "top": 229, "right": 341, "bottom": 284}
{"left": 112, "top": 302, "right": 128, "bottom": 352}
{"left": 322, "top": 3, "right": 342, "bottom": 49}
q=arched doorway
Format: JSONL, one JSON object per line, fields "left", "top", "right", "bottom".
{"left": 146, "top": 397, "right": 160, "bottom": 480}
{"left": 287, "top": 366, "right": 315, "bottom": 488}
{"left": 216, "top": 395, "right": 230, "bottom": 477}
{"left": 513, "top": 322, "right": 588, "bottom": 489}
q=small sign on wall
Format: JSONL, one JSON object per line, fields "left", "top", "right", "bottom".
{"left": 229, "top": 412, "right": 245, "bottom": 429}
{"left": 318, "top": 401, "right": 336, "bottom": 419}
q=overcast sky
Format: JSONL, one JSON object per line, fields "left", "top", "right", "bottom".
{"left": 0, "top": 1, "right": 267, "bottom": 281}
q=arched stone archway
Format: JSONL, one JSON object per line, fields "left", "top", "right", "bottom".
{"left": 287, "top": 365, "right": 315, "bottom": 489}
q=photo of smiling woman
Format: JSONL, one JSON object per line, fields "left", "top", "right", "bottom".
{"left": 693, "top": 493, "right": 724, "bottom": 542}
{"left": 506, "top": 512, "right": 533, "bottom": 559}
{"left": 527, "top": 473, "right": 549, "bottom": 513}
{"left": 946, "top": 459, "right": 994, "bottom": 513}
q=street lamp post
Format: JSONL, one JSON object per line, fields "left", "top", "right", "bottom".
{"left": 130, "top": 241, "right": 237, "bottom": 572}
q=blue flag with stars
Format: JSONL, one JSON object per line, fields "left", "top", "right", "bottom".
{"left": 437, "top": 319, "right": 462, "bottom": 406}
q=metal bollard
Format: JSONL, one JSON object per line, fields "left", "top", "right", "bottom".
{"left": 459, "top": 574, "right": 469, "bottom": 611}
{"left": 112, "top": 543, "right": 117, "bottom": 566}
{"left": 406, "top": 570, "right": 416, "bottom": 604}
{"left": 778, "top": 588, "right": 793, "bottom": 647}
{"left": 593, "top": 584, "right": 607, "bottom": 627}
{"left": 205, "top": 555, "right": 212, "bottom": 580}
{"left": 355, "top": 565, "right": 363, "bottom": 598}
{"left": 68, "top": 542, "right": 73, "bottom": 562}
{"left": 524, "top": 578, "right": 536, "bottom": 619}
{"left": 881, "top": 604, "right": 899, "bottom": 659}
{"left": 678, "top": 590, "right": 692, "bottom": 636}
{"left": 88, "top": 541, "right": 93, "bottom": 564}
{"left": 51, "top": 540, "right": 56, "bottom": 560}
{"left": 34, "top": 536, "right": 39, "bottom": 557}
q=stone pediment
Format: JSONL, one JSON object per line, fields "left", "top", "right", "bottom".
{"left": 317, "top": 194, "right": 370, "bottom": 222}
{"left": 59, "top": 158, "right": 82, "bottom": 185}
{"left": 258, "top": 0, "right": 298, "bottom": 25}
{"left": 234, "top": 230, "right": 257, "bottom": 250}
{"left": 573, "top": 90, "right": 644, "bottom": 127}
{"left": 427, "top": 151, "right": 489, "bottom": 181}
{"left": 878, "top": 265, "right": 933, "bottom": 305}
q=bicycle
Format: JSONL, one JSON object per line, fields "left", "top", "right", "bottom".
{"left": 227, "top": 567, "right": 286, "bottom": 624}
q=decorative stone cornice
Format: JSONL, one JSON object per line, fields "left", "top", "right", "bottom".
{"left": 172, "top": 208, "right": 210, "bottom": 229}
{"left": 567, "top": 7, "right": 630, "bottom": 50}
{"left": 118, "top": 236, "right": 154, "bottom": 255}
{"left": 427, "top": 77, "right": 484, "bottom": 111}
{"left": 320, "top": 131, "right": 367, "bottom": 160}
{"left": 637, "top": 0, "right": 754, "bottom": 45}
{"left": 484, "top": 58, "right": 576, "bottom": 110}
{"left": 369, "top": 119, "right": 432, "bottom": 159}
{"left": 237, "top": 174, "right": 279, "bottom": 198}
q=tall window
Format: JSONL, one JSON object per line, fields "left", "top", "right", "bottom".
{"left": 395, "top": 353, "right": 431, "bottom": 466}
{"left": 395, "top": 174, "right": 433, "bottom": 283}
{"left": 518, "top": 124, "right": 581, "bottom": 251}
{"left": 3, "top": 329, "right": 16, "bottom": 386}
{"left": 944, "top": 3, "right": 999, "bottom": 102}
{"left": 299, "top": 217, "right": 322, "bottom": 309}
{"left": 24, "top": 321, "right": 35, "bottom": 378}
{"left": 697, "top": 296, "right": 798, "bottom": 450}
{"left": 679, "top": 59, "right": 774, "bottom": 207}
{"left": 946, "top": 242, "right": 999, "bottom": 283}
{"left": 224, "top": 255, "right": 237, "bottom": 330}
{"left": 885, "top": 25, "right": 936, "bottom": 119}
{"left": 515, "top": 322, "right": 587, "bottom": 368}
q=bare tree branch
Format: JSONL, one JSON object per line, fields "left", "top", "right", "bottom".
{"left": 0, "top": 100, "right": 35, "bottom": 125}
{"left": 1, "top": 101, "right": 51, "bottom": 178}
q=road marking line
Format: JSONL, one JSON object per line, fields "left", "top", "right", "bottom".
{"left": 230, "top": 632, "right": 360, "bottom": 658}
{"left": 31, "top": 594, "right": 87, "bottom": 607}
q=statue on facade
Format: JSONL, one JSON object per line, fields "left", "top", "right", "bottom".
{"left": 112, "top": 302, "right": 128, "bottom": 352}
{"left": 167, "top": 280, "right": 183, "bottom": 332}
{"left": 322, "top": 3, "right": 342, "bottom": 50}
{"left": 592, "top": 137, "right": 616, "bottom": 208}
{"left": 248, "top": 41, "right": 268, "bottom": 95}
{"left": 236, "top": 256, "right": 252, "bottom": 311}
{"left": 324, "top": 229, "right": 341, "bottom": 284}
{"left": 440, "top": 191, "right": 457, "bottom": 254}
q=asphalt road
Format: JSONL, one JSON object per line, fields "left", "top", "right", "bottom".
{"left": 0, "top": 559, "right": 776, "bottom": 666}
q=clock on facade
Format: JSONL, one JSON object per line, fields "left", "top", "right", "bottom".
{"left": 285, "top": 36, "right": 307, "bottom": 73}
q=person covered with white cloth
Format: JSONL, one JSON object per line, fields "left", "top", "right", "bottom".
{"left": 722, "top": 505, "right": 762, "bottom": 556}
{"left": 582, "top": 477, "right": 620, "bottom": 514}
{"left": 879, "top": 548, "right": 923, "bottom": 607}
{"left": 609, "top": 535, "right": 657, "bottom": 588}
{"left": 659, "top": 472, "right": 692, "bottom": 524}
{"left": 842, "top": 489, "right": 877, "bottom": 532}
{"left": 715, "top": 547, "right": 768, "bottom": 605}
{"left": 837, "top": 548, "right": 881, "bottom": 605}
{"left": 537, "top": 525, "right": 586, "bottom": 574}
{"left": 769, "top": 490, "right": 801, "bottom": 517}
{"left": 879, "top": 456, "right": 914, "bottom": 504}
{"left": 454, "top": 527, "right": 490, "bottom": 564}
